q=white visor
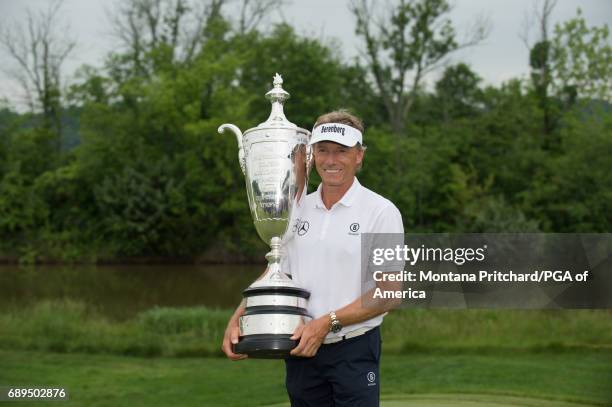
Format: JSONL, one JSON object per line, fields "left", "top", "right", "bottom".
{"left": 309, "top": 123, "right": 362, "bottom": 147}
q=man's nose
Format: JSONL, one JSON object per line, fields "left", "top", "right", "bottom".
{"left": 324, "top": 152, "right": 338, "bottom": 165}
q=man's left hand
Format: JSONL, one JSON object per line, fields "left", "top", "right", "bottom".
{"left": 289, "top": 316, "right": 329, "bottom": 357}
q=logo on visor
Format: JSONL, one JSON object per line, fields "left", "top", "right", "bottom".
{"left": 320, "top": 125, "right": 346, "bottom": 136}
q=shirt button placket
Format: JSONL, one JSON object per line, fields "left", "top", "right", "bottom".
{"left": 320, "top": 211, "right": 331, "bottom": 240}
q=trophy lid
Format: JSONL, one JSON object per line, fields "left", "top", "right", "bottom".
{"left": 256, "top": 73, "right": 297, "bottom": 129}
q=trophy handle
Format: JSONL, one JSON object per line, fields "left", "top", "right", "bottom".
{"left": 218, "top": 123, "right": 246, "bottom": 175}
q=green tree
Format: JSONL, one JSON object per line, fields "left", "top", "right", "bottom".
{"left": 70, "top": 14, "right": 266, "bottom": 258}
{"left": 521, "top": 0, "right": 558, "bottom": 136}
{"left": 550, "top": 8, "right": 612, "bottom": 102}
{"left": 434, "top": 63, "right": 483, "bottom": 121}
{"left": 529, "top": 39, "right": 556, "bottom": 137}
{"left": 0, "top": 169, "right": 48, "bottom": 249}
{"left": 525, "top": 105, "right": 612, "bottom": 232}
{"left": 350, "top": 0, "right": 488, "bottom": 134}
{"left": 235, "top": 24, "right": 373, "bottom": 129}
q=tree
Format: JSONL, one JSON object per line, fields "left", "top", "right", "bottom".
{"left": 236, "top": 24, "right": 369, "bottom": 129}
{"left": 350, "top": 0, "right": 488, "bottom": 135}
{"left": 434, "top": 63, "right": 482, "bottom": 121}
{"left": 525, "top": 106, "right": 612, "bottom": 232}
{"left": 550, "top": 8, "right": 612, "bottom": 103}
{"left": 107, "top": 0, "right": 285, "bottom": 76}
{"left": 0, "top": 0, "right": 76, "bottom": 150}
{"left": 108, "top": 0, "right": 224, "bottom": 75}
{"left": 520, "top": 0, "right": 558, "bottom": 136}
{"left": 236, "top": 0, "right": 286, "bottom": 35}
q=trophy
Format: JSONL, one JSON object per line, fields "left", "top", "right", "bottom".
{"left": 218, "top": 74, "right": 312, "bottom": 358}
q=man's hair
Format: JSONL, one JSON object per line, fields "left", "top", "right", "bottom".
{"left": 313, "top": 109, "right": 365, "bottom": 136}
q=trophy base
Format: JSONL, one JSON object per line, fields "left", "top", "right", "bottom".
{"left": 233, "top": 334, "right": 297, "bottom": 359}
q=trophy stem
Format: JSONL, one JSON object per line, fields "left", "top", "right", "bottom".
{"left": 263, "top": 237, "right": 286, "bottom": 282}
{"left": 265, "top": 237, "right": 282, "bottom": 264}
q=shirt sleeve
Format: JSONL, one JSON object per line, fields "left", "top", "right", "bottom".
{"left": 361, "top": 202, "right": 405, "bottom": 284}
{"left": 371, "top": 202, "right": 404, "bottom": 235}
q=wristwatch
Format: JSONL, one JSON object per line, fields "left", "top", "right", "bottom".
{"left": 329, "top": 311, "right": 342, "bottom": 334}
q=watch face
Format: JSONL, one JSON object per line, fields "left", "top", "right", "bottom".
{"left": 331, "top": 322, "right": 342, "bottom": 333}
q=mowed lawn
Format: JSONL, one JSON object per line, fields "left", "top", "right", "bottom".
{"left": 1, "top": 349, "right": 611, "bottom": 407}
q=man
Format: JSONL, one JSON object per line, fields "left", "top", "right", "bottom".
{"left": 222, "top": 110, "right": 404, "bottom": 407}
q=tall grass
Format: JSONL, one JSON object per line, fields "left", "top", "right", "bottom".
{"left": 0, "top": 300, "right": 610, "bottom": 357}
{"left": 382, "top": 308, "right": 612, "bottom": 353}
{"left": 0, "top": 300, "right": 230, "bottom": 357}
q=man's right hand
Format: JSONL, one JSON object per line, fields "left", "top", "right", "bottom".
{"left": 222, "top": 318, "right": 248, "bottom": 361}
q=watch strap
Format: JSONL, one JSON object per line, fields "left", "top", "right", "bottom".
{"left": 329, "top": 311, "right": 342, "bottom": 333}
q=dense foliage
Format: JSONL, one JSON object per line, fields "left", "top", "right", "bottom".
{"left": 0, "top": 4, "right": 609, "bottom": 263}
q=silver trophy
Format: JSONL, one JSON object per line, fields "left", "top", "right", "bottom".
{"left": 218, "top": 74, "right": 312, "bottom": 358}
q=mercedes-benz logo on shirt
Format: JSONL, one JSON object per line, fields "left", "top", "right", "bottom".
{"left": 293, "top": 218, "right": 310, "bottom": 236}
{"left": 297, "top": 221, "right": 309, "bottom": 236}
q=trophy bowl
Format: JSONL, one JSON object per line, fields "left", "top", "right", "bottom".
{"left": 218, "top": 74, "right": 312, "bottom": 358}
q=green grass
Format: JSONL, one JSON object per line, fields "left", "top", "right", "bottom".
{"left": 380, "top": 351, "right": 612, "bottom": 404}
{"left": 1, "top": 302, "right": 611, "bottom": 405}
{"left": 0, "top": 349, "right": 610, "bottom": 406}
{"left": 1, "top": 300, "right": 611, "bottom": 357}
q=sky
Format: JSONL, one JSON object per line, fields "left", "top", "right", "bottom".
{"left": 0, "top": 0, "right": 610, "bottom": 110}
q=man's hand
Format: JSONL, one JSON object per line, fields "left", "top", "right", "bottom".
{"left": 289, "top": 316, "right": 329, "bottom": 357}
{"left": 221, "top": 318, "right": 247, "bottom": 361}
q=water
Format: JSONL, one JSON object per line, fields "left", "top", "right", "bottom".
{"left": 0, "top": 265, "right": 263, "bottom": 320}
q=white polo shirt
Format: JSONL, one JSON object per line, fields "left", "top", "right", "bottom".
{"left": 282, "top": 177, "right": 404, "bottom": 340}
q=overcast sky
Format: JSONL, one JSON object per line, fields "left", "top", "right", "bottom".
{"left": 0, "top": 0, "right": 610, "bottom": 109}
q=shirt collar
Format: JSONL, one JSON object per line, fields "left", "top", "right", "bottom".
{"left": 314, "top": 177, "right": 361, "bottom": 209}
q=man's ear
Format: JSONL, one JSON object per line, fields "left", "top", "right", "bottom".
{"left": 356, "top": 148, "right": 365, "bottom": 165}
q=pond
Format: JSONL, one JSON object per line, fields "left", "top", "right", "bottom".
{"left": 0, "top": 264, "right": 263, "bottom": 320}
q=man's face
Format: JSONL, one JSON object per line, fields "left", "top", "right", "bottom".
{"left": 313, "top": 141, "right": 364, "bottom": 188}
